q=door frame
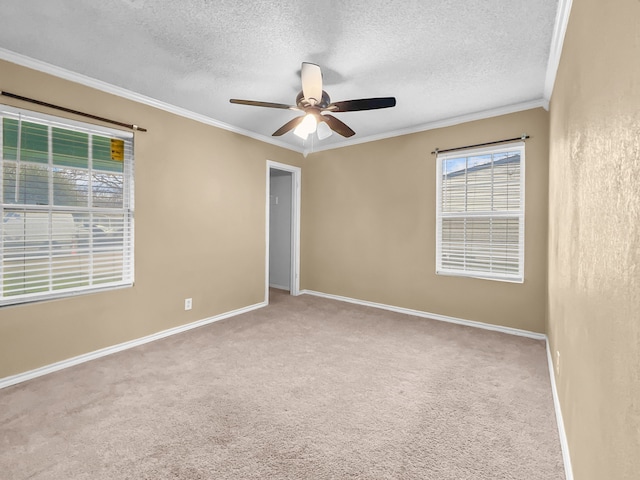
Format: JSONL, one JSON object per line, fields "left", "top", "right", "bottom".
{"left": 266, "top": 160, "right": 301, "bottom": 302}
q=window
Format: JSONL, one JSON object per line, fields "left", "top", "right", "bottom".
{"left": 436, "top": 143, "right": 524, "bottom": 282}
{"left": 1, "top": 106, "right": 134, "bottom": 306}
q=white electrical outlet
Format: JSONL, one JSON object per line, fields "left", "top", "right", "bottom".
{"left": 185, "top": 298, "right": 192, "bottom": 311}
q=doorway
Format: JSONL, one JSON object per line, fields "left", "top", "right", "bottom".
{"left": 266, "top": 161, "right": 301, "bottom": 302}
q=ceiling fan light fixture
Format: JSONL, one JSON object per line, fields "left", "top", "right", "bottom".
{"left": 230, "top": 62, "right": 396, "bottom": 140}
{"left": 316, "top": 121, "right": 333, "bottom": 140}
{"left": 293, "top": 113, "right": 317, "bottom": 139}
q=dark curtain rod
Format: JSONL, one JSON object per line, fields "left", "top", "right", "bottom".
{"left": 431, "top": 134, "right": 529, "bottom": 155}
{"left": 1, "top": 90, "right": 147, "bottom": 132}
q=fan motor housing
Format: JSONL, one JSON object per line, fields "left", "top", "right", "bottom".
{"left": 296, "top": 90, "right": 331, "bottom": 109}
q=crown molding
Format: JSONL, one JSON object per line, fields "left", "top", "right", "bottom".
{"left": 544, "top": 0, "right": 574, "bottom": 102}
{"left": 0, "top": 48, "right": 303, "bottom": 153}
{"left": 306, "top": 98, "right": 549, "bottom": 155}
{"left": 0, "top": 47, "right": 556, "bottom": 156}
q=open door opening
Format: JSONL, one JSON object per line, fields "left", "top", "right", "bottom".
{"left": 266, "top": 161, "right": 301, "bottom": 303}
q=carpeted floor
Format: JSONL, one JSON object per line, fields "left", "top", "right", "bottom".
{"left": 0, "top": 290, "right": 565, "bottom": 479}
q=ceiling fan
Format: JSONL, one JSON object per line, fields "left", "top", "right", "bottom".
{"left": 230, "top": 62, "right": 396, "bottom": 140}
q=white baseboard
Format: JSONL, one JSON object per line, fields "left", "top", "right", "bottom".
{"left": 300, "top": 289, "right": 546, "bottom": 340}
{"left": 269, "top": 284, "right": 290, "bottom": 291}
{"left": 0, "top": 301, "right": 267, "bottom": 390}
{"left": 546, "top": 341, "right": 574, "bottom": 480}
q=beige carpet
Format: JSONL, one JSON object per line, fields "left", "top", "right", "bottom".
{"left": 0, "top": 290, "right": 565, "bottom": 479}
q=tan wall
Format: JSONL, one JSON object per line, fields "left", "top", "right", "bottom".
{"left": 0, "top": 60, "right": 302, "bottom": 378}
{"left": 301, "top": 108, "right": 549, "bottom": 333}
{"left": 547, "top": 0, "right": 640, "bottom": 478}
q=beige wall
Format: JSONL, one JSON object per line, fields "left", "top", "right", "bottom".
{"left": 0, "top": 60, "right": 302, "bottom": 378}
{"left": 301, "top": 108, "right": 549, "bottom": 333}
{"left": 547, "top": 0, "right": 640, "bottom": 478}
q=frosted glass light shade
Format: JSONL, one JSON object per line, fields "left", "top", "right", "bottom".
{"left": 316, "top": 121, "right": 333, "bottom": 140}
{"left": 293, "top": 114, "right": 317, "bottom": 139}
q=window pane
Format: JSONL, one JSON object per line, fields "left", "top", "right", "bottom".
{"left": 94, "top": 249, "right": 125, "bottom": 284}
{"left": 53, "top": 127, "right": 88, "bottom": 168}
{"left": 2, "top": 211, "right": 52, "bottom": 297}
{"left": 74, "top": 212, "right": 91, "bottom": 256}
{"left": 22, "top": 121, "right": 49, "bottom": 164}
{"left": 3, "top": 118, "right": 50, "bottom": 163}
{"left": 88, "top": 213, "right": 126, "bottom": 284}
{"left": 93, "top": 214, "right": 125, "bottom": 247}
{"left": 93, "top": 135, "right": 124, "bottom": 173}
{"left": 441, "top": 163, "right": 467, "bottom": 213}
{"left": 466, "top": 171, "right": 494, "bottom": 212}
{"left": 442, "top": 157, "right": 466, "bottom": 175}
{"left": 492, "top": 153, "right": 521, "bottom": 211}
{"left": 3, "top": 119, "right": 49, "bottom": 164}
{"left": 2, "top": 118, "right": 18, "bottom": 161}
{"left": 51, "top": 244, "right": 90, "bottom": 291}
{"left": 92, "top": 172, "right": 123, "bottom": 208}
{"left": 2, "top": 162, "right": 50, "bottom": 205}
{"left": 53, "top": 168, "right": 89, "bottom": 206}
{"left": 3, "top": 212, "right": 90, "bottom": 294}
{"left": 3, "top": 255, "right": 50, "bottom": 296}
{"left": 2, "top": 210, "right": 50, "bottom": 247}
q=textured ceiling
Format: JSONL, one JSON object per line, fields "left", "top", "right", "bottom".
{"left": 0, "top": 0, "right": 559, "bottom": 153}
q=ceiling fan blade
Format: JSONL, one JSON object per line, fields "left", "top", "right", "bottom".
{"left": 301, "top": 62, "right": 323, "bottom": 106}
{"left": 327, "top": 97, "right": 396, "bottom": 112}
{"left": 321, "top": 114, "right": 356, "bottom": 138}
{"left": 230, "top": 99, "right": 297, "bottom": 110}
{"left": 272, "top": 116, "right": 305, "bottom": 136}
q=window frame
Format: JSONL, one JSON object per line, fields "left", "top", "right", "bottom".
{"left": 0, "top": 105, "right": 135, "bottom": 306}
{"left": 435, "top": 142, "right": 525, "bottom": 283}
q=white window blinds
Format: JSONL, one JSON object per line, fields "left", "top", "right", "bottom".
{"left": 1, "top": 106, "right": 134, "bottom": 306}
{"left": 436, "top": 143, "right": 524, "bottom": 282}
